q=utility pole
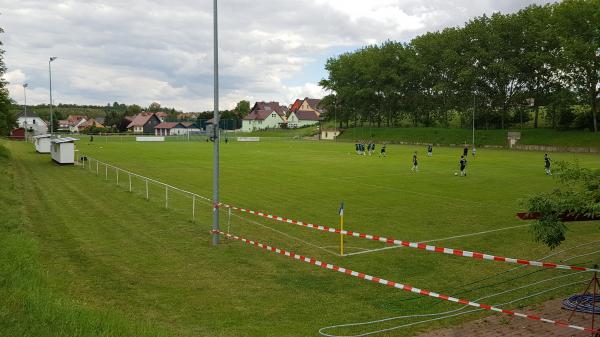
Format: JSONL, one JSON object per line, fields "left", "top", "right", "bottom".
{"left": 212, "top": 0, "right": 220, "bottom": 245}
{"left": 49, "top": 57, "right": 57, "bottom": 136}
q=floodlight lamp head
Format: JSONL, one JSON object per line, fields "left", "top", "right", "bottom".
{"left": 23, "top": 83, "right": 28, "bottom": 88}
{"left": 50, "top": 57, "right": 58, "bottom": 62}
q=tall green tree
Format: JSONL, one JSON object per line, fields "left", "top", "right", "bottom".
{"left": 0, "top": 27, "right": 16, "bottom": 136}
{"left": 233, "top": 100, "right": 250, "bottom": 118}
{"left": 554, "top": 0, "right": 600, "bottom": 132}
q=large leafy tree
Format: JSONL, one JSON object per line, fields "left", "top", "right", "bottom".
{"left": 553, "top": 0, "right": 600, "bottom": 132}
{"left": 0, "top": 27, "right": 16, "bottom": 136}
{"left": 527, "top": 161, "right": 600, "bottom": 249}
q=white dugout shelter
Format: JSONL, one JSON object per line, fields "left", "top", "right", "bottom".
{"left": 51, "top": 137, "right": 79, "bottom": 164}
{"left": 33, "top": 134, "right": 52, "bottom": 153}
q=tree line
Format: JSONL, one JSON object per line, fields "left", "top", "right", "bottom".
{"left": 319, "top": 0, "right": 600, "bottom": 132}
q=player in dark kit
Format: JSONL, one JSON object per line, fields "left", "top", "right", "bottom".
{"left": 544, "top": 153, "right": 552, "bottom": 175}
{"left": 463, "top": 144, "right": 468, "bottom": 158}
{"left": 460, "top": 155, "right": 467, "bottom": 176}
{"left": 379, "top": 144, "right": 387, "bottom": 157}
{"left": 411, "top": 151, "right": 419, "bottom": 172}
{"left": 427, "top": 144, "right": 433, "bottom": 157}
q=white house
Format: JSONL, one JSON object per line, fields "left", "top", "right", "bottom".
{"left": 241, "top": 102, "right": 288, "bottom": 132}
{"left": 17, "top": 112, "right": 48, "bottom": 135}
{"left": 154, "top": 122, "right": 199, "bottom": 136}
{"left": 287, "top": 110, "right": 320, "bottom": 128}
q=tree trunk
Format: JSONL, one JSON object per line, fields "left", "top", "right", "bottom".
{"left": 591, "top": 86, "right": 598, "bottom": 132}
{"left": 534, "top": 106, "right": 539, "bottom": 129}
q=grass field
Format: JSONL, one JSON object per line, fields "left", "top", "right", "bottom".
{"left": 2, "top": 139, "right": 600, "bottom": 337}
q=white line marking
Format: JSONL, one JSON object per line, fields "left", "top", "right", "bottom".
{"left": 344, "top": 224, "right": 531, "bottom": 257}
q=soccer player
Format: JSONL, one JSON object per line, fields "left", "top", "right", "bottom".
{"left": 355, "top": 142, "right": 359, "bottom": 155}
{"left": 544, "top": 153, "right": 552, "bottom": 175}
{"left": 427, "top": 144, "right": 433, "bottom": 157}
{"left": 460, "top": 155, "right": 467, "bottom": 176}
{"left": 380, "top": 144, "right": 387, "bottom": 157}
{"left": 369, "top": 142, "right": 376, "bottom": 156}
{"left": 472, "top": 147, "right": 476, "bottom": 158}
{"left": 463, "top": 144, "right": 469, "bottom": 158}
{"left": 412, "top": 151, "right": 419, "bottom": 172}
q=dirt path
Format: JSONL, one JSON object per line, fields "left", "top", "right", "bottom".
{"left": 417, "top": 299, "right": 597, "bottom": 337}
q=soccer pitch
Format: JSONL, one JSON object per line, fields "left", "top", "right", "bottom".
{"left": 7, "top": 139, "right": 600, "bottom": 336}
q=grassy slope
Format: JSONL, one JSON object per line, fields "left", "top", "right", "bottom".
{"left": 0, "top": 142, "right": 171, "bottom": 337}
{"left": 3, "top": 140, "right": 600, "bottom": 336}
{"left": 337, "top": 127, "right": 600, "bottom": 148}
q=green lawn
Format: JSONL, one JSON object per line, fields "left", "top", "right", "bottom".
{"left": 337, "top": 127, "right": 600, "bottom": 148}
{"left": 2, "top": 139, "right": 600, "bottom": 337}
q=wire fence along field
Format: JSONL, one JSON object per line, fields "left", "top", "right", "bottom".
{"left": 75, "top": 155, "right": 600, "bottom": 336}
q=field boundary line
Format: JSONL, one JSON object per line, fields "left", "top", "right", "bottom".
{"left": 217, "top": 202, "right": 600, "bottom": 273}
{"left": 344, "top": 224, "right": 533, "bottom": 257}
{"left": 215, "top": 230, "right": 599, "bottom": 335}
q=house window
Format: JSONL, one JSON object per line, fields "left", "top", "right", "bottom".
{"left": 272, "top": 113, "right": 276, "bottom": 118}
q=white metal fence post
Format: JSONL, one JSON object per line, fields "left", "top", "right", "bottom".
{"left": 165, "top": 186, "right": 168, "bottom": 208}
{"left": 145, "top": 179, "right": 149, "bottom": 199}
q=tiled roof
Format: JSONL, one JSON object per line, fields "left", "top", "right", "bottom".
{"left": 155, "top": 122, "right": 181, "bottom": 129}
{"left": 295, "top": 110, "right": 320, "bottom": 121}
{"left": 244, "top": 102, "right": 288, "bottom": 121}
{"left": 127, "top": 113, "right": 156, "bottom": 128}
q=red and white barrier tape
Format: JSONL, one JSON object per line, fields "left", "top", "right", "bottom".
{"left": 217, "top": 203, "right": 599, "bottom": 273}
{"left": 214, "top": 230, "right": 598, "bottom": 335}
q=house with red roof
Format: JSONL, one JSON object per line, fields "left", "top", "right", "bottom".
{"left": 241, "top": 102, "right": 289, "bottom": 132}
{"left": 127, "top": 113, "right": 162, "bottom": 134}
{"left": 287, "top": 97, "right": 323, "bottom": 128}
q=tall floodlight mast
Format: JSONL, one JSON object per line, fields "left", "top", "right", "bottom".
{"left": 212, "top": 0, "right": 220, "bottom": 245}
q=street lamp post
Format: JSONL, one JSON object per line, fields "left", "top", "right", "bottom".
{"left": 22, "top": 83, "right": 28, "bottom": 140}
{"left": 49, "top": 57, "right": 57, "bottom": 136}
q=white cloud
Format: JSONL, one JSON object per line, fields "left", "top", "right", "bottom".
{"left": 2, "top": 0, "right": 558, "bottom": 111}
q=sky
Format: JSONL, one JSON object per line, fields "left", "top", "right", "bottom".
{"left": 2, "top": 0, "right": 558, "bottom": 112}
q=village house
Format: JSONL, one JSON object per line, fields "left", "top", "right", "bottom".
{"left": 127, "top": 112, "right": 162, "bottom": 134}
{"left": 286, "top": 97, "right": 323, "bottom": 128}
{"left": 154, "top": 122, "right": 199, "bottom": 136}
{"left": 17, "top": 112, "right": 48, "bottom": 135}
{"left": 241, "top": 102, "right": 289, "bottom": 132}
{"left": 77, "top": 118, "right": 106, "bottom": 132}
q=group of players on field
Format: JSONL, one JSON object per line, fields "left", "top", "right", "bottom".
{"left": 353, "top": 141, "right": 552, "bottom": 176}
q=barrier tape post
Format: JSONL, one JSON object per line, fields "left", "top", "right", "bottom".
{"left": 116, "top": 168, "right": 119, "bottom": 185}
{"left": 105, "top": 164, "right": 108, "bottom": 180}
{"left": 192, "top": 195, "right": 196, "bottom": 221}
{"left": 128, "top": 173, "right": 132, "bottom": 192}
{"left": 215, "top": 230, "right": 600, "bottom": 335}
{"left": 165, "top": 186, "right": 168, "bottom": 209}
{"left": 145, "top": 179, "right": 149, "bottom": 199}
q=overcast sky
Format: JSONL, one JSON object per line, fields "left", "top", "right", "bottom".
{"left": 2, "top": 0, "right": 557, "bottom": 112}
